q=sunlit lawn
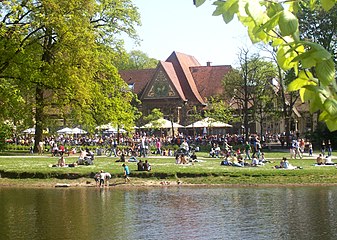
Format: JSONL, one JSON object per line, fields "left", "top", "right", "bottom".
{"left": 0, "top": 150, "right": 336, "bottom": 184}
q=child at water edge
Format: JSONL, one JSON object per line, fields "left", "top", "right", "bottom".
{"left": 94, "top": 172, "right": 100, "bottom": 187}
{"left": 122, "top": 164, "right": 130, "bottom": 183}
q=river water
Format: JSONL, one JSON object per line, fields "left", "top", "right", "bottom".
{"left": 1, "top": 186, "right": 337, "bottom": 240}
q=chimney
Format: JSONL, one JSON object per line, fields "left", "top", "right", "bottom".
{"left": 206, "top": 61, "right": 211, "bottom": 66}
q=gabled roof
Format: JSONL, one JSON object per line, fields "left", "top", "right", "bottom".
{"left": 119, "top": 51, "right": 233, "bottom": 106}
{"left": 160, "top": 61, "right": 187, "bottom": 101}
{"left": 140, "top": 61, "right": 187, "bottom": 101}
{"left": 191, "top": 65, "right": 232, "bottom": 99}
{"left": 166, "top": 51, "right": 206, "bottom": 105}
{"left": 119, "top": 69, "right": 156, "bottom": 95}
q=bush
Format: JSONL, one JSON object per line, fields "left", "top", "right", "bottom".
{"left": 0, "top": 124, "right": 13, "bottom": 151}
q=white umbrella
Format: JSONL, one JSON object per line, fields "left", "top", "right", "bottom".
{"left": 23, "top": 127, "right": 35, "bottom": 134}
{"left": 57, "top": 127, "right": 73, "bottom": 134}
{"left": 96, "top": 123, "right": 113, "bottom": 130}
{"left": 71, "top": 127, "right": 87, "bottom": 134}
{"left": 96, "top": 123, "right": 127, "bottom": 133}
{"left": 185, "top": 117, "right": 232, "bottom": 128}
{"left": 140, "top": 118, "right": 184, "bottom": 129}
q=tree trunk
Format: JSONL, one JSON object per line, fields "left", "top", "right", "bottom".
{"left": 33, "top": 86, "right": 44, "bottom": 153}
{"left": 33, "top": 28, "right": 53, "bottom": 153}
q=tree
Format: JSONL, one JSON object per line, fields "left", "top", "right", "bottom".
{"left": 187, "top": 106, "right": 203, "bottom": 137}
{"left": 142, "top": 108, "right": 164, "bottom": 129}
{"left": 0, "top": 123, "right": 12, "bottom": 151}
{"left": 0, "top": 0, "right": 141, "bottom": 151}
{"left": 297, "top": 1, "right": 337, "bottom": 140}
{"left": 204, "top": 97, "right": 235, "bottom": 124}
{"left": 222, "top": 49, "right": 277, "bottom": 140}
{"left": 195, "top": 0, "right": 337, "bottom": 131}
{"left": 119, "top": 50, "right": 158, "bottom": 70}
{"left": 297, "top": 2, "right": 337, "bottom": 66}
{"left": 204, "top": 96, "right": 236, "bottom": 135}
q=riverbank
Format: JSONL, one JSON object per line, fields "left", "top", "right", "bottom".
{"left": 1, "top": 152, "right": 337, "bottom": 188}
{"left": 2, "top": 177, "right": 337, "bottom": 189}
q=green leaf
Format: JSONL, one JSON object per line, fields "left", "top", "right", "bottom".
{"left": 213, "top": 1, "right": 226, "bottom": 16}
{"left": 266, "top": 3, "right": 283, "bottom": 18}
{"left": 302, "top": 56, "right": 317, "bottom": 68}
{"left": 316, "top": 59, "right": 335, "bottom": 86}
{"left": 309, "top": 92, "right": 326, "bottom": 113}
{"left": 300, "top": 87, "right": 315, "bottom": 102}
{"left": 276, "top": 45, "right": 298, "bottom": 70}
{"left": 278, "top": 10, "right": 298, "bottom": 36}
{"left": 321, "top": 0, "right": 336, "bottom": 11}
{"left": 215, "top": 0, "right": 239, "bottom": 23}
{"left": 287, "top": 78, "right": 309, "bottom": 91}
{"left": 194, "top": 0, "right": 206, "bottom": 7}
{"left": 311, "top": 49, "right": 331, "bottom": 60}
{"left": 255, "top": 12, "right": 280, "bottom": 35}
{"left": 325, "top": 118, "right": 337, "bottom": 132}
{"left": 245, "top": 0, "right": 265, "bottom": 24}
{"left": 324, "top": 98, "right": 337, "bottom": 117}
{"left": 318, "top": 111, "right": 329, "bottom": 121}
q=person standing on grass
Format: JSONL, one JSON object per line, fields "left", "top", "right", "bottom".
{"left": 122, "top": 163, "right": 130, "bottom": 183}
{"left": 308, "top": 142, "right": 313, "bottom": 156}
{"left": 327, "top": 140, "right": 332, "bottom": 157}
{"left": 244, "top": 141, "right": 251, "bottom": 160}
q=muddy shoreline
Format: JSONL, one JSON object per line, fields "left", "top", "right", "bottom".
{"left": 2, "top": 177, "right": 337, "bottom": 189}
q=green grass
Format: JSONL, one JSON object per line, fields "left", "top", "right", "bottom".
{"left": 0, "top": 151, "right": 336, "bottom": 185}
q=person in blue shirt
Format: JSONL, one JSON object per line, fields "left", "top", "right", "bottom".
{"left": 122, "top": 163, "right": 130, "bottom": 183}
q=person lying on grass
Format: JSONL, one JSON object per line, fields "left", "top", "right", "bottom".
{"left": 274, "top": 157, "right": 302, "bottom": 169}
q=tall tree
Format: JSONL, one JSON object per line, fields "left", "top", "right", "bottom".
{"left": 195, "top": 0, "right": 337, "bottom": 131}
{"left": 222, "top": 50, "right": 277, "bottom": 140}
{"left": 0, "top": 0, "right": 141, "bottom": 151}
{"left": 204, "top": 97, "right": 235, "bottom": 124}
{"left": 119, "top": 50, "right": 158, "bottom": 70}
{"left": 298, "top": 2, "right": 337, "bottom": 66}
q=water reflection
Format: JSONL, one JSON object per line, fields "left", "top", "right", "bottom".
{"left": 1, "top": 186, "right": 337, "bottom": 240}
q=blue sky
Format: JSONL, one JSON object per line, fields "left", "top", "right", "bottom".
{"left": 124, "top": 0, "right": 254, "bottom": 67}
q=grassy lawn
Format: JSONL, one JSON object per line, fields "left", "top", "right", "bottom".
{"left": 0, "top": 150, "right": 336, "bottom": 185}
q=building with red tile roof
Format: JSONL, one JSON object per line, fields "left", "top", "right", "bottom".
{"left": 119, "top": 51, "right": 232, "bottom": 126}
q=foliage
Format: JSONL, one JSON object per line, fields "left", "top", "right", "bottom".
{"left": 297, "top": 2, "right": 337, "bottom": 66}
{"left": 0, "top": 0, "right": 141, "bottom": 150}
{"left": 204, "top": 96, "right": 236, "bottom": 123}
{"left": 119, "top": 50, "right": 158, "bottom": 70}
{"left": 141, "top": 108, "right": 164, "bottom": 129}
{"left": 0, "top": 123, "right": 12, "bottom": 151}
{"left": 195, "top": 0, "right": 337, "bottom": 131}
{"left": 222, "top": 50, "right": 277, "bottom": 137}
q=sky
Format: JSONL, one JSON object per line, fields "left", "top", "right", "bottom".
{"left": 124, "top": 0, "right": 255, "bottom": 67}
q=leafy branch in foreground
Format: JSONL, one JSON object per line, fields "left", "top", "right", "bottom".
{"left": 195, "top": 0, "right": 337, "bottom": 131}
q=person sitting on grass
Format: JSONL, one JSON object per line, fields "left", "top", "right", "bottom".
{"left": 209, "top": 147, "right": 215, "bottom": 158}
{"left": 280, "top": 157, "right": 302, "bottom": 169}
{"left": 77, "top": 149, "right": 87, "bottom": 165}
{"left": 144, "top": 160, "right": 151, "bottom": 171}
{"left": 221, "top": 153, "right": 232, "bottom": 166}
{"left": 231, "top": 153, "right": 243, "bottom": 167}
{"left": 316, "top": 154, "right": 324, "bottom": 165}
{"left": 190, "top": 151, "right": 197, "bottom": 161}
{"left": 251, "top": 154, "right": 259, "bottom": 167}
{"left": 324, "top": 155, "right": 335, "bottom": 165}
{"left": 116, "top": 152, "right": 125, "bottom": 162}
{"left": 274, "top": 158, "right": 285, "bottom": 169}
{"left": 137, "top": 160, "right": 144, "bottom": 171}
{"left": 180, "top": 154, "right": 188, "bottom": 164}
{"left": 58, "top": 155, "right": 66, "bottom": 167}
